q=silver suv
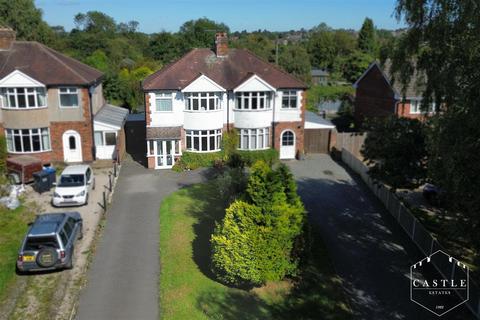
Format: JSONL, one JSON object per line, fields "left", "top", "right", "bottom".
{"left": 17, "top": 212, "right": 83, "bottom": 273}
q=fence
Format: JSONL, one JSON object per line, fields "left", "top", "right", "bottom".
{"left": 341, "top": 148, "right": 480, "bottom": 318}
{"left": 333, "top": 132, "right": 366, "bottom": 159}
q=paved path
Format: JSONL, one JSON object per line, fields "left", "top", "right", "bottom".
{"left": 288, "top": 154, "right": 435, "bottom": 320}
{"left": 76, "top": 158, "right": 207, "bottom": 320}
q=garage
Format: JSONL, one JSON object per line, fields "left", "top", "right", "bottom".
{"left": 304, "top": 111, "right": 336, "bottom": 154}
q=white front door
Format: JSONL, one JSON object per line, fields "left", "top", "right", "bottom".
{"left": 63, "top": 130, "right": 83, "bottom": 163}
{"left": 280, "top": 130, "right": 296, "bottom": 159}
{"left": 154, "top": 140, "right": 180, "bottom": 169}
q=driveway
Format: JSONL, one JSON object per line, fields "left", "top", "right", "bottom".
{"left": 287, "top": 154, "right": 435, "bottom": 320}
{"left": 76, "top": 158, "right": 207, "bottom": 320}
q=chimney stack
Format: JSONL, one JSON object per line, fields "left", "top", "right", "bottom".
{"left": 215, "top": 32, "right": 228, "bottom": 57}
{"left": 0, "top": 28, "right": 15, "bottom": 51}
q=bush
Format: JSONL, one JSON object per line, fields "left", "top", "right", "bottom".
{"left": 222, "top": 129, "right": 238, "bottom": 161}
{"left": 173, "top": 151, "right": 223, "bottom": 171}
{"left": 211, "top": 160, "right": 305, "bottom": 286}
{"left": 237, "top": 149, "right": 279, "bottom": 166}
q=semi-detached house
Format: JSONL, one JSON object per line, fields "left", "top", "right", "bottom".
{"left": 142, "top": 33, "right": 307, "bottom": 169}
{"left": 0, "top": 28, "right": 128, "bottom": 165}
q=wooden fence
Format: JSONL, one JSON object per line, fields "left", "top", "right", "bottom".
{"left": 341, "top": 148, "right": 480, "bottom": 318}
{"left": 332, "top": 132, "right": 366, "bottom": 159}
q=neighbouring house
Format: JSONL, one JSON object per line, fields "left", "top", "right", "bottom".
{"left": 311, "top": 69, "right": 329, "bottom": 86}
{"left": 353, "top": 60, "right": 435, "bottom": 126}
{"left": 142, "top": 33, "right": 307, "bottom": 169}
{"left": 0, "top": 28, "right": 128, "bottom": 164}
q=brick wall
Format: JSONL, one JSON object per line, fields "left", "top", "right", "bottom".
{"left": 396, "top": 101, "right": 427, "bottom": 120}
{"left": 145, "top": 94, "right": 151, "bottom": 126}
{"left": 354, "top": 65, "right": 397, "bottom": 126}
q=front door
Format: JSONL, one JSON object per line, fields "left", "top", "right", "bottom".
{"left": 63, "top": 130, "right": 83, "bottom": 163}
{"left": 279, "top": 130, "right": 296, "bottom": 159}
{"left": 155, "top": 140, "right": 180, "bottom": 169}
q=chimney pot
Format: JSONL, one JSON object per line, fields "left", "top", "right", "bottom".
{"left": 0, "top": 28, "right": 15, "bottom": 51}
{"left": 215, "top": 32, "right": 228, "bottom": 57}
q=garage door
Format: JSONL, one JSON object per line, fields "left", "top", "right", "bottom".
{"left": 304, "top": 129, "right": 331, "bottom": 154}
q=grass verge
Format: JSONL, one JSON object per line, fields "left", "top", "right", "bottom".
{"left": 0, "top": 205, "right": 35, "bottom": 300}
{"left": 159, "top": 182, "right": 352, "bottom": 320}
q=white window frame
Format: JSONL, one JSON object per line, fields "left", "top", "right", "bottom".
{"left": 184, "top": 92, "right": 221, "bottom": 111}
{"left": 94, "top": 131, "right": 117, "bottom": 146}
{"left": 410, "top": 99, "right": 436, "bottom": 114}
{"left": 235, "top": 92, "right": 271, "bottom": 110}
{"left": 5, "top": 127, "right": 51, "bottom": 153}
{"left": 154, "top": 91, "right": 174, "bottom": 112}
{"left": 59, "top": 87, "right": 79, "bottom": 108}
{"left": 185, "top": 129, "right": 222, "bottom": 152}
{"left": 237, "top": 128, "right": 270, "bottom": 150}
{"left": 1, "top": 87, "right": 47, "bottom": 109}
{"left": 281, "top": 90, "right": 298, "bottom": 109}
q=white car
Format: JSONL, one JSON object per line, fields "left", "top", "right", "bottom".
{"left": 52, "top": 165, "right": 95, "bottom": 207}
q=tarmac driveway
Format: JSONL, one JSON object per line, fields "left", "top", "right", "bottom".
{"left": 76, "top": 158, "right": 207, "bottom": 320}
{"left": 287, "top": 154, "right": 435, "bottom": 320}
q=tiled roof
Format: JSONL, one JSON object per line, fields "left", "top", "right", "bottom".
{"left": 381, "top": 60, "right": 425, "bottom": 99}
{"left": 0, "top": 41, "right": 103, "bottom": 86}
{"left": 146, "top": 127, "right": 182, "bottom": 139}
{"left": 94, "top": 104, "right": 129, "bottom": 129}
{"left": 143, "top": 48, "right": 307, "bottom": 91}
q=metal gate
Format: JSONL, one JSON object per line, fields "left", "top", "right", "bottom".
{"left": 304, "top": 129, "right": 331, "bottom": 154}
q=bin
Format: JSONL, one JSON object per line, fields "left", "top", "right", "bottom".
{"left": 42, "top": 167, "right": 56, "bottom": 186}
{"left": 33, "top": 171, "right": 52, "bottom": 194}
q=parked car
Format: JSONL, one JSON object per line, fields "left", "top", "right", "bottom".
{"left": 17, "top": 212, "right": 83, "bottom": 272}
{"left": 52, "top": 165, "right": 95, "bottom": 207}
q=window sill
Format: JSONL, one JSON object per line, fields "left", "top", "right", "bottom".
{"left": 2, "top": 106, "right": 48, "bottom": 110}
{"left": 237, "top": 147, "right": 270, "bottom": 151}
{"left": 152, "top": 111, "right": 174, "bottom": 113}
{"left": 184, "top": 109, "right": 222, "bottom": 113}
{"left": 233, "top": 108, "right": 272, "bottom": 112}
{"left": 59, "top": 106, "right": 80, "bottom": 109}
{"left": 7, "top": 149, "right": 52, "bottom": 154}
{"left": 185, "top": 149, "right": 221, "bottom": 153}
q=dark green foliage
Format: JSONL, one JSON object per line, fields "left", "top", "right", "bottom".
{"left": 342, "top": 50, "right": 374, "bottom": 83}
{"left": 178, "top": 18, "right": 230, "bottom": 50}
{"left": 215, "top": 168, "right": 247, "bottom": 205}
{"left": 306, "top": 85, "right": 354, "bottom": 112}
{"left": 394, "top": 0, "right": 480, "bottom": 246}
{"left": 358, "top": 18, "right": 377, "bottom": 55}
{"left": 221, "top": 129, "right": 238, "bottom": 161}
{"left": 212, "top": 161, "right": 305, "bottom": 286}
{"left": 237, "top": 149, "right": 279, "bottom": 167}
{"left": 173, "top": 151, "right": 223, "bottom": 171}
{"left": 361, "top": 116, "right": 427, "bottom": 190}
{"left": 278, "top": 45, "right": 311, "bottom": 83}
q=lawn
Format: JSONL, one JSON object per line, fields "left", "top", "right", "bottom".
{"left": 159, "top": 181, "right": 352, "bottom": 320}
{"left": 0, "top": 205, "right": 35, "bottom": 299}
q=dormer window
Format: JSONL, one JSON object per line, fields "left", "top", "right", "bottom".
{"left": 1, "top": 87, "right": 46, "bottom": 109}
{"left": 235, "top": 92, "right": 271, "bottom": 110}
{"left": 185, "top": 92, "right": 220, "bottom": 111}
{"left": 59, "top": 87, "right": 79, "bottom": 108}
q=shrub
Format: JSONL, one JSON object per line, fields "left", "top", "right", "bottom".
{"left": 211, "top": 160, "right": 305, "bottom": 286}
{"left": 0, "top": 135, "right": 6, "bottom": 175}
{"left": 214, "top": 167, "right": 247, "bottom": 205}
{"left": 174, "top": 151, "right": 223, "bottom": 171}
{"left": 237, "top": 149, "right": 279, "bottom": 166}
{"left": 221, "top": 129, "right": 238, "bottom": 161}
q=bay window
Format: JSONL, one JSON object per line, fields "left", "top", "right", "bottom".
{"left": 1, "top": 87, "right": 46, "bottom": 108}
{"left": 6, "top": 128, "right": 51, "bottom": 153}
{"left": 59, "top": 87, "right": 79, "bottom": 108}
{"left": 238, "top": 128, "right": 270, "bottom": 150}
{"left": 235, "top": 92, "right": 271, "bottom": 110}
{"left": 185, "top": 92, "right": 220, "bottom": 111}
{"left": 281, "top": 90, "right": 298, "bottom": 108}
{"left": 155, "top": 92, "right": 173, "bottom": 112}
{"left": 185, "top": 129, "right": 222, "bottom": 152}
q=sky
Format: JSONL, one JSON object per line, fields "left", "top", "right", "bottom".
{"left": 35, "top": 0, "right": 404, "bottom": 33}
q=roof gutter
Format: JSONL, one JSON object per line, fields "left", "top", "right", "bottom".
{"left": 88, "top": 84, "right": 97, "bottom": 161}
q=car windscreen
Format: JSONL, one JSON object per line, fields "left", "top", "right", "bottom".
{"left": 24, "top": 236, "right": 59, "bottom": 251}
{"left": 58, "top": 174, "right": 85, "bottom": 187}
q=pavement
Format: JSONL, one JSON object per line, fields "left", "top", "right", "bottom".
{"left": 287, "top": 154, "right": 437, "bottom": 320}
{"left": 76, "top": 158, "right": 207, "bottom": 320}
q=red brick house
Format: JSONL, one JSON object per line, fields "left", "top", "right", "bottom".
{"left": 142, "top": 33, "right": 307, "bottom": 169}
{"left": 353, "top": 61, "right": 435, "bottom": 126}
{"left": 0, "top": 28, "right": 127, "bottom": 164}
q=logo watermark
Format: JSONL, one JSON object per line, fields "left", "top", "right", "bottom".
{"left": 410, "top": 250, "right": 469, "bottom": 316}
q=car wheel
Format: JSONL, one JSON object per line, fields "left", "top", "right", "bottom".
{"left": 65, "top": 249, "right": 74, "bottom": 270}
{"left": 36, "top": 247, "right": 58, "bottom": 268}
{"left": 78, "top": 224, "right": 83, "bottom": 240}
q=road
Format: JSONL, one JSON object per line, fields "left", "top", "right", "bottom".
{"left": 288, "top": 154, "right": 438, "bottom": 320}
{"left": 76, "top": 158, "right": 207, "bottom": 320}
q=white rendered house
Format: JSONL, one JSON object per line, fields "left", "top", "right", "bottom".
{"left": 142, "top": 33, "right": 307, "bottom": 169}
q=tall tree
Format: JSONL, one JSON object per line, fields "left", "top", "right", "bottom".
{"left": 394, "top": 0, "right": 480, "bottom": 244}
{"left": 358, "top": 17, "right": 376, "bottom": 55}
{"left": 0, "top": 0, "right": 54, "bottom": 44}
{"left": 278, "top": 44, "right": 311, "bottom": 83}
{"left": 178, "top": 18, "right": 229, "bottom": 51}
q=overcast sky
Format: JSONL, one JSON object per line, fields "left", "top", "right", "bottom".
{"left": 35, "top": 0, "right": 404, "bottom": 33}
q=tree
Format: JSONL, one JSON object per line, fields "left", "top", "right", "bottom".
{"left": 306, "top": 27, "right": 336, "bottom": 69}
{"left": 361, "top": 116, "right": 427, "bottom": 190}
{"left": 211, "top": 161, "right": 305, "bottom": 286}
{"left": 358, "top": 17, "right": 376, "bottom": 55}
{"left": 394, "top": 0, "right": 480, "bottom": 243}
{"left": 148, "top": 32, "right": 183, "bottom": 64}
{"left": 278, "top": 44, "right": 311, "bottom": 83}
{"left": 342, "top": 50, "right": 373, "bottom": 83}
{"left": 178, "top": 18, "right": 229, "bottom": 51}
{"left": 74, "top": 11, "right": 116, "bottom": 35}
{"left": 0, "top": 0, "right": 55, "bottom": 44}
{"left": 231, "top": 33, "right": 275, "bottom": 62}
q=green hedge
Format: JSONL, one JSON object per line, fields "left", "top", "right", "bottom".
{"left": 172, "top": 149, "right": 279, "bottom": 171}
